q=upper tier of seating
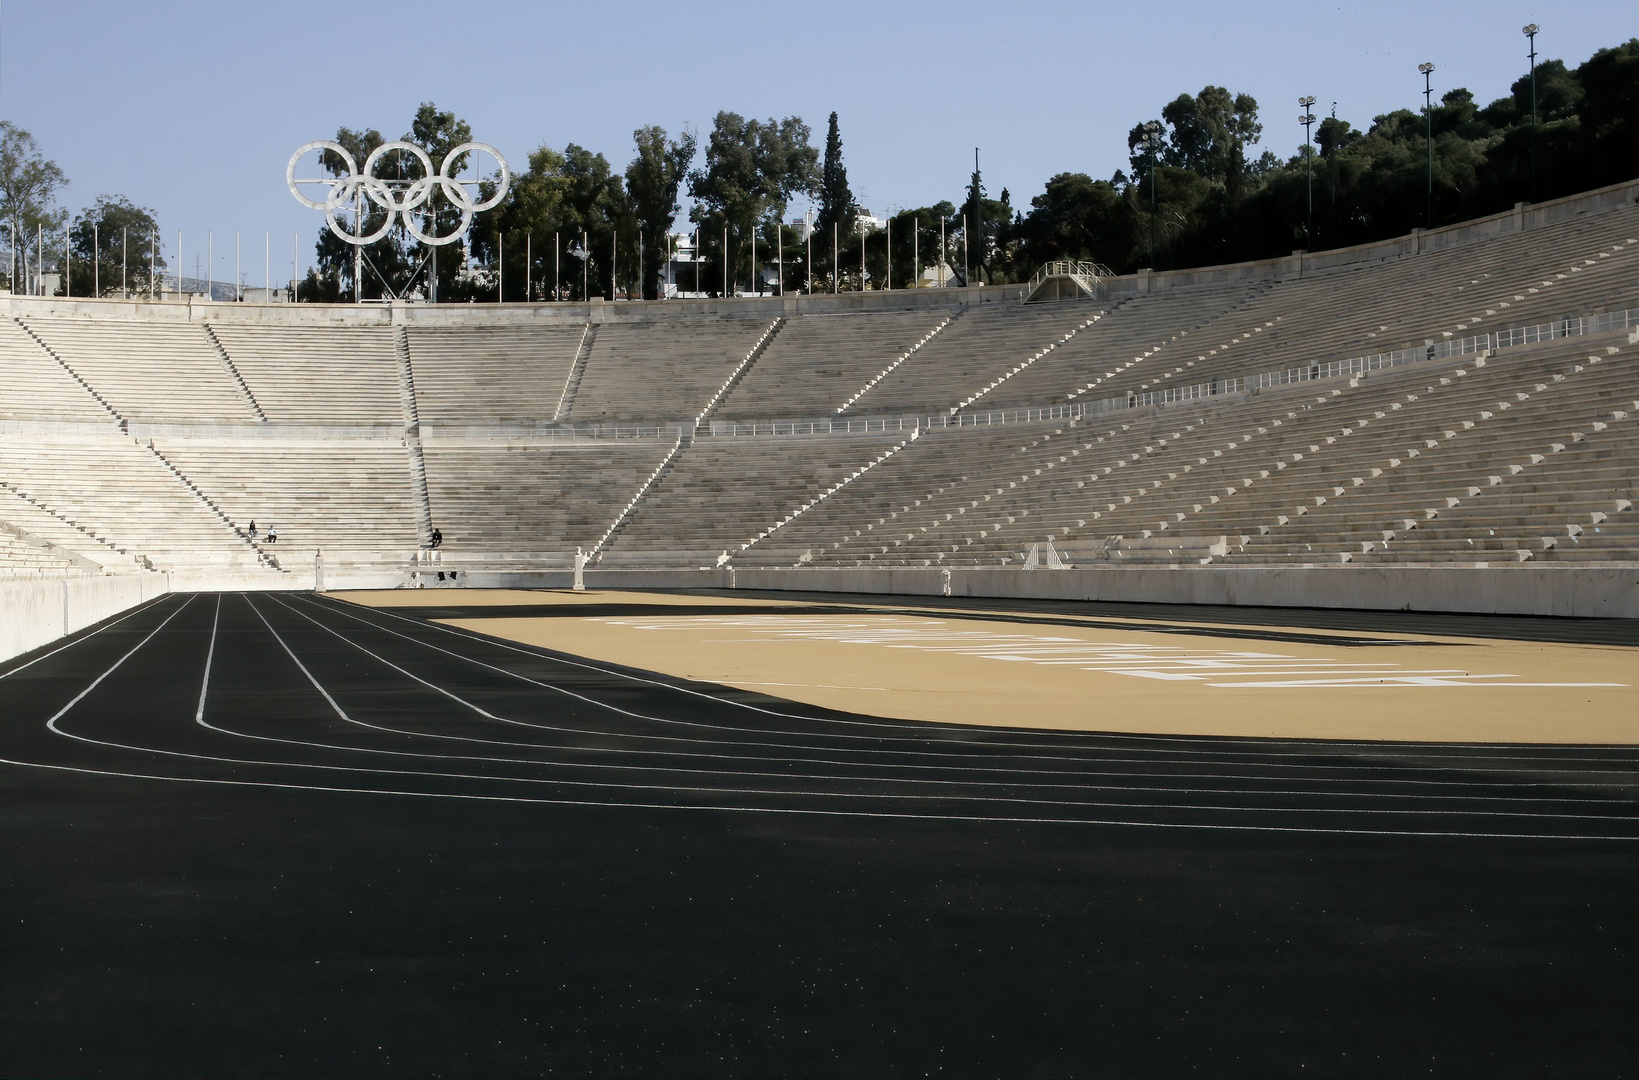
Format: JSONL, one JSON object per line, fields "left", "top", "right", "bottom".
{"left": 208, "top": 324, "right": 401, "bottom": 423}
{"left": 408, "top": 324, "right": 585, "bottom": 425}
{"left": 22, "top": 316, "right": 257, "bottom": 424}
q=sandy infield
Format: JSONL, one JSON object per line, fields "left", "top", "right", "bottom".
{"left": 331, "top": 589, "right": 1639, "bottom": 744}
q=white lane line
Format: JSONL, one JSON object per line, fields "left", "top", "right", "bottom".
{"left": 250, "top": 598, "right": 1632, "bottom": 818}
{"left": 12, "top": 594, "right": 1633, "bottom": 836}
{"left": 0, "top": 754, "right": 1631, "bottom": 844}
{"left": 0, "top": 593, "right": 178, "bottom": 685}
{"left": 7, "top": 594, "right": 1627, "bottom": 836}
{"left": 195, "top": 594, "right": 220, "bottom": 725}
{"left": 315, "top": 597, "right": 1639, "bottom": 783}
{"left": 192, "top": 601, "right": 1610, "bottom": 810}
{"left": 261, "top": 599, "right": 1639, "bottom": 819}
{"left": 45, "top": 595, "right": 196, "bottom": 735}
{"left": 246, "top": 596, "right": 354, "bottom": 723}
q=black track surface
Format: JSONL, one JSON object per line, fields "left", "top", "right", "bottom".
{"left": 2, "top": 591, "right": 1635, "bottom": 1078}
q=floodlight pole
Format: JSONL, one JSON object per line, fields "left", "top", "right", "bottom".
{"left": 939, "top": 216, "right": 945, "bottom": 287}
{"left": 526, "top": 231, "right": 531, "bottom": 301}
{"left": 722, "top": 224, "right": 728, "bottom": 297}
{"left": 1299, "top": 96, "right": 1317, "bottom": 248}
{"left": 961, "top": 213, "right": 968, "bottom": 287}
{"left": 582, "top": 231, "right": 588, "bottom": 299}
{"left": 860, "top": 222, "right": 865, "bottom": 291}
{"left": 777, "top": 225, "right": 783, "bottom": 296}
{"left": 63, "top": 225, "right": 68, "bottom": 296}
{"left": 805, "top": 224, "right": 811, "bottom": 294}
{"left": 913, "top": 221, "right": 918, "bottom": 289}
{"left": 122, "top": 226, "right": 127, "bottom": 297}
{"left": 1143, "top": 120, "right": 1162, "bottom": 267}
{"left": 750, "top": 225, "right": 757, "bottom": 295}
{"left": 1523, "top": 24, "right": 1539, "bottom": 201}
{"left": 832, "top": 221, "right": 838, "bottom": 294}
{"left": 92, "top": 223, "right": 98, "bottom": 296}
{"left": 498, "top": 233, "right": 504, "bottom": 302}
{"left": 1420, "top": 62, "right": 1436, "bottom": 229}
{"left": 886, "top": 217, "right": 891, "bottom": 290}
{"left": 554, "top": 232, "right": 559, "bottom": 300}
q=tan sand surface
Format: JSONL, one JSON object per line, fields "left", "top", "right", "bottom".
{"left": 333, "top": 589, "right": 1639, "bottom": 744}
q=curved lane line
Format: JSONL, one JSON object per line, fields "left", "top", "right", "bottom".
{"left": 299, "top": 595, "right": 1639, "bottom": 788}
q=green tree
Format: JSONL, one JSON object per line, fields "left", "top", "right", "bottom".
{"left": 477, "top": 144, "right": 572, "bottom": 301}
{"left": 1577, "top": 38, "right": 1639, "bottom": 187}
{"left": 815, "top": 113, "right": 856, "bottom": 238}
{"left": 67, "top": 196, "right": 163, "bottom": 297}
{"left": 625, "top": 126, "right": 696, "bottom": 300}
{"left": 0, "top": 122, "right": 68, "bottom": 291}
{"left": 1019, "top": 173, "right": 1130, "bottom": 267}
{"left": 688, "top": 112, "right": 817, "bottom": 296}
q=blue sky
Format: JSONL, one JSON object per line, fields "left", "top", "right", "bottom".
{"left": 1, "top": 1, "right": 1625, "bottom": 287}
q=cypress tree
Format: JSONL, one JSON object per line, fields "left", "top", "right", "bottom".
{"left": 815, "top": 112, "right": 856, "bottom": 237}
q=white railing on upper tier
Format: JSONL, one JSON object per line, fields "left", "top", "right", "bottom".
{"left": 6, "top": 309, "right": 1632, "bottom": 446}
{"left": 707, "top": 305, "right": 1639, "bottom": 438}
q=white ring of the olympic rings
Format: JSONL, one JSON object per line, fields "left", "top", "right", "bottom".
{"left": 286, "top": 139, "right": 509, "bottom": 247}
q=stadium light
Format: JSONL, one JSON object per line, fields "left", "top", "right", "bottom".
{"left": 1419, "top": 62, "right": 1436, "bottom": 228}
{"left": 1523, "top": 24, "right": 1539, "bottom": 201}
{"left": 1299, "top": 97, "right": 1317, "bottom": 248}
{"left": 1141, "top": 120, "right": 1164, "bottom": 267}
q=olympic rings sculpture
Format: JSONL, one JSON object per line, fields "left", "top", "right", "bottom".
{"left": 287, "top": 140, "right": 510, "bottom": 247}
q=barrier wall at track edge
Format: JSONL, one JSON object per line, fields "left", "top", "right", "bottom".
{"left": 0, "top": 570, "right": 400, "bottom": 664}
{"left": 731, "top": 566, "right": 1639, "bottom": 619}
{"left": 7, "top": 563, "right": 1632, "bottom": 665}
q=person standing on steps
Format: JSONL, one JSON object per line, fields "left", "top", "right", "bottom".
{"left": 248, "top": 520, "right": 257, "bottom": 541}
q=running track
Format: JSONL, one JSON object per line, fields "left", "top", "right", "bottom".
{"left": 3, "top": 591, "right": 1636, "bottom": 1076}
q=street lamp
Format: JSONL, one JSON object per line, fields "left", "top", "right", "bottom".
{"left": 1299, "top": 96, "right": 1317, "bottom": 248}
{"left": 1419, "top": 62, "right": 1436, "bottom": 228}
{"left": 1141, "top": 119, "right": 1163, "bottom": 267}
{"left": 1523, "top": 23, "right": 1539, "bottom": 201}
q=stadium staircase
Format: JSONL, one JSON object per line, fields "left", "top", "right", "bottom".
{"left": 693, "top": 317, "right": 785, "bottom": 434}
{"left": 396, "top": 326, "right": 435, "bottom": 546}
{"left": 142, "top": 442, "right": 280, "bottom": 571}
{"left": 554, "top": 323, "right": 597, "bottom": 421}
{"left": 836, "top": 308, "right": 963, "bottom": 413}
{"left": 15, "top": 318, "right": 123, "bottom": 424}
{"left": 953, "top": 302, "right": 1124, "bottom": 413}
{"left": 203, "top": 324, "right": 268, "bottom": 422}
{"left": 588, "top": 432, "right": 689, "bottom": 563}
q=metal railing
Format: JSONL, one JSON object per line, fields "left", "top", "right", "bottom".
{"left": 1023, "top": 260, "right": 1114, "bottom": 300}
{"left": 704, "top": 305, "right": 1638, "bottom": 437}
